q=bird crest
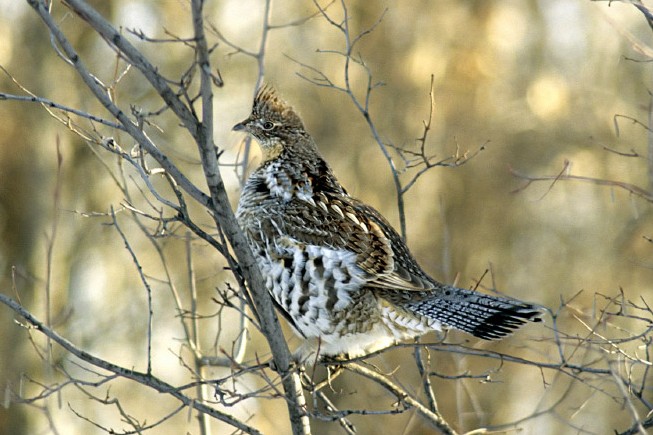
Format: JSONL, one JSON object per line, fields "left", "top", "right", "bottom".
{"left": 253, "top": 85, "right": 304, "bottom": 129}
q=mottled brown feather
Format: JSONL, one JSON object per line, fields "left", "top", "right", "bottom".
{"left": 234, "top": 86, "right": 543, "bottom": 357}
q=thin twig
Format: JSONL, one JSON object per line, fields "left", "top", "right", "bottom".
{"left": 0, "top": 91, "right": 124, "bottom": 130}
{"left": 109, "top": 206, "right": 153, "bottom": 375}
{"left": 0, "top": 293, "right": 262, "bottom": 434}
{"left": 510, "top": 162, "right": 653, "bottom": 203}
{"left": 345, "top": 362, "right": 458, "bottom": 435}
{"left": 186, "top": 232, "right": 211, "bottom": 435}
{"left": 414, "top": 345, "right": 439, "bottom": 414}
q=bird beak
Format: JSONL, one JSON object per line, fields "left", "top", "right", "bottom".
{"left": 232, "top": 120, "right": 247, "bottom": 132}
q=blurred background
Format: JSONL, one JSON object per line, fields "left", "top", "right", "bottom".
{"left": 1, "top": 0, "right": 652, "bottom": 434}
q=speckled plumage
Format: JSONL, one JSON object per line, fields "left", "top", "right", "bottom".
{"left": 234, "top": 86, "right": 543, "bottom": 360}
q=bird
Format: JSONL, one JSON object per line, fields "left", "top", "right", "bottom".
{"left": 233, "top": 86, "right": 543, "bottom": 362}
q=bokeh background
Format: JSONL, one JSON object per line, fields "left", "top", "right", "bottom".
{"left": 1, "top": 0, "right": 652, "bottom": 434}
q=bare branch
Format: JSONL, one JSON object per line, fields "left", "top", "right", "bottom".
{"left": 0, "top": 293, "right": 262, "bottom": 434}
{"left": 345, "top": 362, "right": 458, "bottom": 435}
{"left": 510, "top": 161, "right": 653, "bottom": 203}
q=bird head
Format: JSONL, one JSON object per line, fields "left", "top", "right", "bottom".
{"left": 233, "top": 86, "right": 306, "bottom": 159}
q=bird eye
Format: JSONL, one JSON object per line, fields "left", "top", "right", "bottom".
{"left": 262, "top": 121, "right": 275, "bottom": 130}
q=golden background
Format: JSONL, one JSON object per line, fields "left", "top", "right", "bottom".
{"left": 0, "top": 1, "right": 651, "bottom": 434}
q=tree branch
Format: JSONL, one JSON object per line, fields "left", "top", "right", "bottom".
{"left": 0, "top": 293, "right": 261, "bottom": 434}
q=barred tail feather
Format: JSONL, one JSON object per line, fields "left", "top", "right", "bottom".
{"left": 405, "top": 287, "right": 544, "bottom": 340}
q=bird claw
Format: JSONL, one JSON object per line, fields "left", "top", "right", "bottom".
{"left": 319, "top": 353, "right": 350, "bottom": 366}
{"left": 266, "top": 357, "right": 303, "bottom": 374}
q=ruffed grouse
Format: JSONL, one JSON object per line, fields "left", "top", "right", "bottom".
{"left": 234, "top": 86, "right": 542, "bottom": 360}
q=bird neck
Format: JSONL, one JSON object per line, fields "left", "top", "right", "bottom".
{"left": 260, "top": 139, "right": 285, "bottom": 163}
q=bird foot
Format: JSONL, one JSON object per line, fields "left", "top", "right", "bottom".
{"left": 266, "top": 357, "right": 303, "bottom": 374}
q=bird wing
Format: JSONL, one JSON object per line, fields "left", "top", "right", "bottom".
{"left": 282, "top": 191, "right": 436, "bottom": 292}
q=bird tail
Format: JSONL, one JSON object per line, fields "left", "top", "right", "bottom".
{"left": 402, "top": 286, "right": 544, "bottom": 340}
